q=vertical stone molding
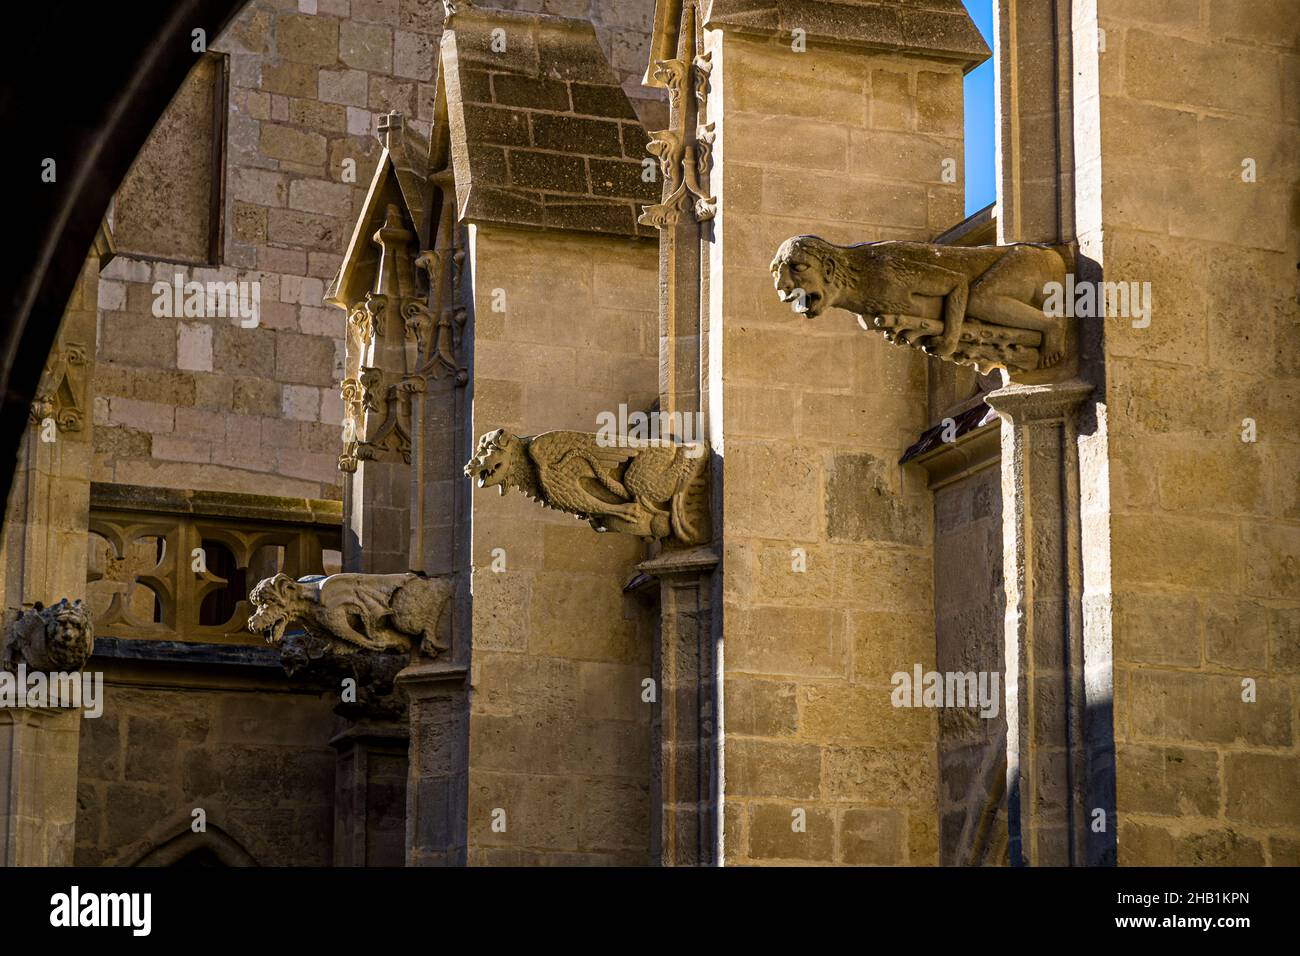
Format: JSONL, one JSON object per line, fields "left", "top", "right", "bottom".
{"left": 0, "top": 708, "right": 83, "bottom": 866}
{"left": 637, "top": 546, "right": 719, "bottom": 865}
{"left": 331, "top": 721, "right": 410, "bottom": 867}
{"left": 0, "top": 602, "right": 92, "bottom": 867}
{"left": 643, "top": 0, "right": 712, "bottom": 427}
{"left": 396, "top": 663, "right": 469, "bottom": 866}
{"left": 985, "top": 378, "right": 1111, "bottom": 865}
{"left": 994, "top": 0, "right": 1076, "bottom": 245}
{"left": 0, "top": 250, "right": 100, "bottom": 867}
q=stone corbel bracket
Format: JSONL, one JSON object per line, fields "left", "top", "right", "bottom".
{"left": 278, "top": 630, "right": 409, "bottom": 721}
{"left": 247, "top": 571, "right": 454, "bottom": 661}
{"left": 30, "top": 342, "right": 88, "bottom": 433}
{"left": 770, "top": 235, "right": 1074, "bottom": 375}
{"left": 464, "top": 428, "right": 712, "bottom": 546}
{"left": 2, "top": 599, "right": 94, "bottom": 673}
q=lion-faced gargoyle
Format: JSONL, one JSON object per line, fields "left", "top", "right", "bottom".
{"left": 2, "top": 598, "right": 94, "bottom": 672}
{"left": 464, "top": 428, "right": 710, "bottom": 545}
{"left": 770, "top": 235, "right": 1069, "bottom": 374}
{"left": 246, "top": 571, "right": 453, "bottom": 660}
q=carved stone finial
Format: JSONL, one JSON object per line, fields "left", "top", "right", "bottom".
{"left": 2, "top": 599, "right": 94, "bottom": 673}
{"left": 770, "top": 235, "right": 1070, "bottom": 374}
{"left": 464, "top": 429, "right": 711, "bottom": 545}
{"left": 247, "top": 572, "right": 454, "bottom": 660}
{"left": 377, "top": 110, "right": 403, "bottom": 151}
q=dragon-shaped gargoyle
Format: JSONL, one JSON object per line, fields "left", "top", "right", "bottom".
{"left": 247, "top": 572, "right": 453, "bottom": 660}
{"left": 464, "top": 429, "right": 711, "bottom": 545}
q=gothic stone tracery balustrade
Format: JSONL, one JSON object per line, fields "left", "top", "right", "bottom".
{"left": 86, "top": 483, "right": 342, "bottom": 645}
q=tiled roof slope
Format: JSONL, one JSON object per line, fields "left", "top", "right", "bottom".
{"left": 440, "top": 4, "right": 659, "bottom": 239}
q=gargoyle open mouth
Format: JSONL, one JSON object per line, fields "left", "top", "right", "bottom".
{"left": 795, "top": 291, "right": 822, "bottom": 317}
{"left": 473, "top": 460, "right": 506, "bottom": 494}
{"left": 249, "top": 609, "right": 289, "bottom": 644}
{"left": 778, "top": 287, "right": 822, "bottom": 317}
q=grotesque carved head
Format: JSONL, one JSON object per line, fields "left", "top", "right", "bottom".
{"left": 44, "top": 599, "right": 93, "bottom": 671}
{"left": 3, "top": 598, "right": 94, "bottom": 672}
{"left": 770, "top": 235, "right": 842, "bottom": 319}
{"left": 464, "top": 429, "right": 522, "bottom": 496}
{"left": 247, "top": 573, "right": 309, "bottom": 644}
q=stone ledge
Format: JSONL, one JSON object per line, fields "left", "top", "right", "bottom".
{"left": 702, "top": 0, "right": 991, "bottom": 71}
{"left": 90, "top": 636, "right": 283, "bottom": 668}
{"left": 901, "top": 412, "right": 1000, "bottom": 489}
{"left": 89, "top": 482, "right": 343, "bottom": 526}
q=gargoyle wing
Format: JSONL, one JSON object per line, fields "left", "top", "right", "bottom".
{"left": 318, "top": 573, "right": 408, "bottom": 621}
{"left": 528, "top": 431, "right": 638, "bottom": 511}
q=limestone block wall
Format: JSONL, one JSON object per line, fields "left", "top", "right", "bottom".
{"left": 93, "top": 0, "right": 407, "bottom": 500}
{"left": 710, "top": 31, "right": 967, "bottom": 864}
{"left": 933, "top": 462, "right": 1005, "bottom": 863}
{"left": 1088, "top": 1, "right": 1300, "bottom": 865}
{"left": 73, "top": 669, "right": 338, "bottom": 866}
{"left": 465, "top": 224, "right": 659, "bottom": 864}
{"left": 90, "top": 0, "right": 659, "bottom": 503}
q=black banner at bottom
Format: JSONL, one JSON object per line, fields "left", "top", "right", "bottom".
{"left": 0, "top": 865, "right": 1284, "bottom": 943}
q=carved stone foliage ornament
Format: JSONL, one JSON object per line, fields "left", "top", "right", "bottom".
{"left": 3, "top": 599, "right": 94, "bottom": 673}
{"left": 339, "top": 204, "right": 426, "bottom": 473}
{"left": 770, "top": 235, "right": 1070, "bottom": 374}
{"left": 338, "top": 190, "right": 468, "bottom": 473}
{"left": 464, "top": 429, "right": 711, "bottom": 545}
{"left": 247, "top": 571, "right": 454, "bottom": 660}
{"left": 639, "top": 3, "right": 715, "bottom": 228}
{"left": 30, "top": 342, "right": 88, "bottom": 432}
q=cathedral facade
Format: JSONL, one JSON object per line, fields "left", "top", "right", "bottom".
{"left": 1, "top": 0, "right": 1296, "bottom": 867}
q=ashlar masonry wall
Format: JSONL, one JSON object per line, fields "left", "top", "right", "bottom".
{"left": 1088, "top": 0, "right": 1300, "bottom": 865}
{"left": 92, "top": 0, "right": 661, "bottom": 502}
{"left": 465, "top": 224, "right": 660, "bottom": 864}
{"left": 709, "top": 29, "right": 969, "bottom": 865}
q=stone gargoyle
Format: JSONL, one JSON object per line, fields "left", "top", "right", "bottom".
{"left": 464, "top": 428, "right": 710, "bottom": 545}
{"left": 2, "top": 599, "right": 94, "bottom": 673}
{"left": 246, "top": 571, "right": 453, "bottom": 660}
{"left": 770, "top": 235, "right": 1069, "bottom": 374}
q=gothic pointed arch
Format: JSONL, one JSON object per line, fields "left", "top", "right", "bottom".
{"left": 127, "top": 823, "right": 258, "bottom": 868}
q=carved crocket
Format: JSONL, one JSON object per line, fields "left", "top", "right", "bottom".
{"left": 770, "top": 235, "right": 1069, "bottom": 374}
{"left": 464, "top": 429, "right": 710, "bottom": 545}
{"left": 247, "top": 572, "right": 453, "bottom": 660}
